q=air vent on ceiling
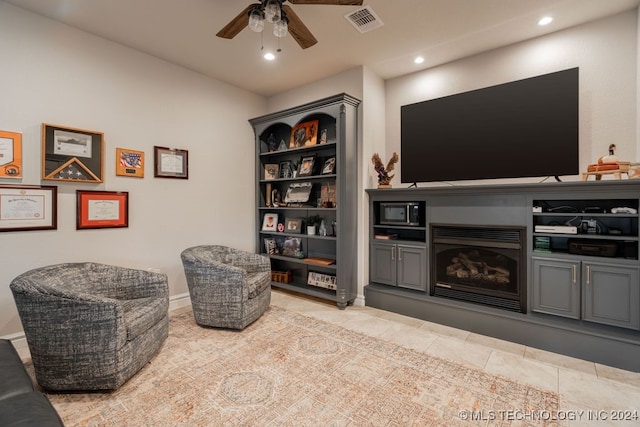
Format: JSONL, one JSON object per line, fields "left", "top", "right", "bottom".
{"left": 345, "top": 5, "right": 383, "bottom": 33}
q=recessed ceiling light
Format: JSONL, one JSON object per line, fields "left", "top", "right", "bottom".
{"left": 538, "top": 16, "right": 553, "bottom": 26}
{"left": 263, "top": 52, "right": 276, "bottom": 60}
{"left": 414, "top": 56, "right": 425, "bottom": 64}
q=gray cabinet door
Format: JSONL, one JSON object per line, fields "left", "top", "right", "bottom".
{"left": 370, "top": 243, "right": 396, "bottom": 286}
{"left": 397, "top": 245, "right": 427, "bottom": 291}
{"left": 532, "top": 257, "right": 580, "bottom": 319}
{"left": 583, "top": 262, "right": 640, "bottom": 330}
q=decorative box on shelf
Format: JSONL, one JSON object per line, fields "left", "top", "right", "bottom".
{"left": 271, "top": 270, "right": 292, "bottom": 284}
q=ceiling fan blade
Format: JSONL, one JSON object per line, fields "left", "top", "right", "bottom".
{"left": 216, "top": 4, "right": 259, "bottom": 39}
{"left": 283, "top": 5, "right": 318, "bottom": 49}
{"left": 288, "top": 0, "right": 364, "bottom": 5}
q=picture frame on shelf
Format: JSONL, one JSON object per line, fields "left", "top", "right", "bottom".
{"left": 76, "top": 190, "right": 128, "bottom": 230}
{"left": 285, "top": 218, "right": 303, "bottom": 234}
{"left": 298, "top": 155, "right": 316, "bottom": 177}
{"left": 262, "top": 213, "right": 278, "bottom": 231}
{"left": 42, "top": 123, "right": 104, "bottom": 183}
{"left": 264, "top": 237, "right": 278, "bottom": 254}
{"left": 284, "top": 182, "right": 312, "bottom": 204}
{"left": 279, "top": 161, "right": 294, "bottom": 179}
{"left": 289, "top": 119, "right": 319, "bottom": 148}
{"left": 281, "top": 236, "right": 302, "bottom": 257}
{"left": 116, "top": 147, "right": 144, "bottom": 178}
{"left": 154, "top": 146, "right": 188, "bottom": 179}
{"left": 0, "top": 130, "right": 22, "bottom": 178}
{"left": 264, "top": 163, "right": 279, "bottom": 180}
{"left": 0, "top": 185, "right": 57, "bottom": 232}
{"left": 321, "top": 157, "right": 336, "bottom": 175}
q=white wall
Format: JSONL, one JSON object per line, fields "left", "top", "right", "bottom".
{"left": 0, "top": 3, "right": 265, "bottom": 337}
{"left": 385, "top": 10, "right": 638, "bottom": 187}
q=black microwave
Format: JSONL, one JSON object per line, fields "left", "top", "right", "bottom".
{"left": 379, "top": 202, "right": 421, "bottom": 226}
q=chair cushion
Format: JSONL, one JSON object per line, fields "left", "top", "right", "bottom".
{"left": 120, "top": 296, "right": 168, "bottom": 341}
{"left": 0, "top": 392, "right": 65, "bottom": 427}
{"left": 0, "top": 340, "right": 35, "bottom": 400}
{"left": 246, "top": 271, "right": 270, "bottom": 299}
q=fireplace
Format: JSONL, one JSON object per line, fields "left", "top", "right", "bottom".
{"left": 431, "top": 224, "right": 526, "bottom": 313}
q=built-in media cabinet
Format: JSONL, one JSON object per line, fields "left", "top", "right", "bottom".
{"left": 365, "top": 181, "right": 640, "bottom": 372}
{"left": 250, "top": 94, "right": 360, "bottom": 308}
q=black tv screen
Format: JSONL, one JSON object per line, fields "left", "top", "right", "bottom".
{"left": 400, "top": 68, "right": 579, "bottom": 183}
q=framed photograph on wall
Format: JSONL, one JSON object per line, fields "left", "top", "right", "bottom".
{"left": 154, "top": 146, "right": 188, "bottom": 179}
{"left": 289, "top": 120, "right": 319, "bottom": 148}
{"left": 76, "top": 190, "right": 129, "bottom": 230}
{"left": 42, "top": 123, "right": 104, "bottom": 183}
{"left": 0, "top": 185, "right": 57, "bottom": 232}
{"left": 0, "top": 130, "right": 22, "bottom": 178}
{"left": 116, "top": 147, "right": 145, "bottom": 178}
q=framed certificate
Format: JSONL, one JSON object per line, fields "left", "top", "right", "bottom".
{"left": 154, "top": 146, "right": 188, "bottom": 179}
{"left": 0, "top": 130, "right": 22, "bottom": 178}
{"left": 76, "top": 190, "right": 129, "bottom": 230}
{"left": 0, "top": 185, "right": 57, "bottom": 232}
{"left": 42, "top": 123, "right": 104, "bottom": 183}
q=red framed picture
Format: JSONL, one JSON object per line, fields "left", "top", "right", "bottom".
{"left": 76, "top": 190, "right": 128, "bottom": 229}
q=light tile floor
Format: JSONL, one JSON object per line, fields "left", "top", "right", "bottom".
{"left": 271, "top": 289, "right": 640, "bottom": 426}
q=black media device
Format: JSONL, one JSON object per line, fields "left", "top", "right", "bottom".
{"left": 400, "top": 68, "right": 579, "bottom": 183}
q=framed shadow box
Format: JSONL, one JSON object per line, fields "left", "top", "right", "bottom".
{"left": 42, "top": 123, "right": 104, "bottom": 183}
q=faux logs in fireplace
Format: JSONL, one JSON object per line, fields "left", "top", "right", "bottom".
{"left": 431, "top": 224, "right": 526, "bottom": 313}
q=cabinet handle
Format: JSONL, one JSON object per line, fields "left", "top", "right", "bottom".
{"left": 586, "top": 265, "right": 590, "bottom": 285}
{"left": 398, "top": 248, "right": 402, "bottom": 261}
{"left": 391, "top": 246, "right": 395, "bottom": 261}
{"left": 572, "top": 265, "right": 577, "bottom": 284}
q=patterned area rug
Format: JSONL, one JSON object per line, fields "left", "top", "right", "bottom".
{"left": 31, "top": 306, "right": 564, "bottom": 426}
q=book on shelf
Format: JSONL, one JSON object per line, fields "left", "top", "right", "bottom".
{"left": 304, "top": 257, "right": 336, "bottom": 266}
{"left": 374, "top": 233, "right": 398, "bottom": 240}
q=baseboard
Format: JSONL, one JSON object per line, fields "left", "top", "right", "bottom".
{"left": 4, "top": 292, "right": 193, "bottom": 360}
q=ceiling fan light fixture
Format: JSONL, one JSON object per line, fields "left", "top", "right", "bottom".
{"left": 265, "top": 0, "right": 282, "bottom": 24}
{"left": 248, "top": 7, "right": 265, "bottom": 32}
{"left": 273, "top": 17, "right": 288, "bottom": 38}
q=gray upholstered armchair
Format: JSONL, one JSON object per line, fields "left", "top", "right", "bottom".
{"left": 10, "top": 262, "right": 169, "bottom": 391}
{"left": 180, "top": 245, "right": 271, "bottom": 330}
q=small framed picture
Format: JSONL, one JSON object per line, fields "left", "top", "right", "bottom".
{"left": 76, "top": 190, "right": 128, "bottom": 230}
{"left": 0, "top": 130, "right": 22, "bottom": 178}
{"left": 262, "top": 213, "right": 278, "bottom": 231}
{"left": 298, "top": 155, "right": 315, "bottom": 177}
{"left": 285, "top": 218, "right": 303, "bottom": 234}
{"left": 264, "top": 237, "right": 278, "bottom": 254}
{"left": 290, "top": 120, "right": 319, "bottom": 148}
{"left": 154, "top": 146, "right": 188, "bottom": 179}
{"left": 264, "top": 163, "right": 279, "bottom": 180}
{"left": 281, "top": 236, "right": 302, "bottom": 257}
{"left": 279, "top": 161, "right": 294, "bottom": 179}
{"left": 322, "top": 157, "right": 336, "bottom": 175}
{"left": 116, "top": 147, "right": 144, "bottom": 178}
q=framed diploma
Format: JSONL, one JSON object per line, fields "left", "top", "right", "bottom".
{"left": 116, "top": 147, "right": 145, "bottom": 178}
{"left": 76, "top": 190, "right": 128, "bottom": 230}
{"left": 0, "top": 185, "right": 57, "bottom": 232}
{"left": 0, "top": 130, "right": 22, "bottom": 178}
{"left": 154, "top": 146, "right": 188, "bottom": 179}
{"left": 42, "top": 123, "right": 104, "bottom": 183}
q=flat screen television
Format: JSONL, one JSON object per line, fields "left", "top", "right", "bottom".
{"left": 400, "top": 68, "right": 579, "bottom": 184}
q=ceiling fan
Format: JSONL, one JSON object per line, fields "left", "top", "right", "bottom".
{"left": 216, "top": 0, "right": 364, "bottom": 50}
